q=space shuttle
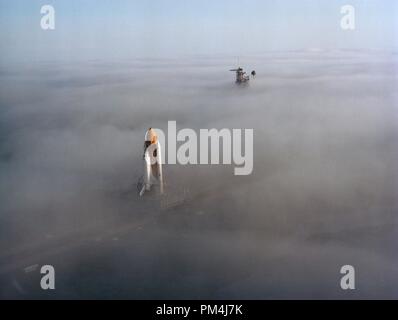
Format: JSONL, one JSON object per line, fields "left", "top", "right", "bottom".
{"left": 139, "top": 128, "right": 164, "bottom": 196}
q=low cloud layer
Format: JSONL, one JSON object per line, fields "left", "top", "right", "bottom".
{"left": 0, "top": 49, "right": 397, "bottom": 298}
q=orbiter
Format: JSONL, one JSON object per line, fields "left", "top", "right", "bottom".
{"left": 139, "top": 128, "right": 164, "bottom": 196}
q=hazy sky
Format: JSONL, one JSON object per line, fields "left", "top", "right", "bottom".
{"left": 0, "top": 0, "right": 397, "bottom": 62}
